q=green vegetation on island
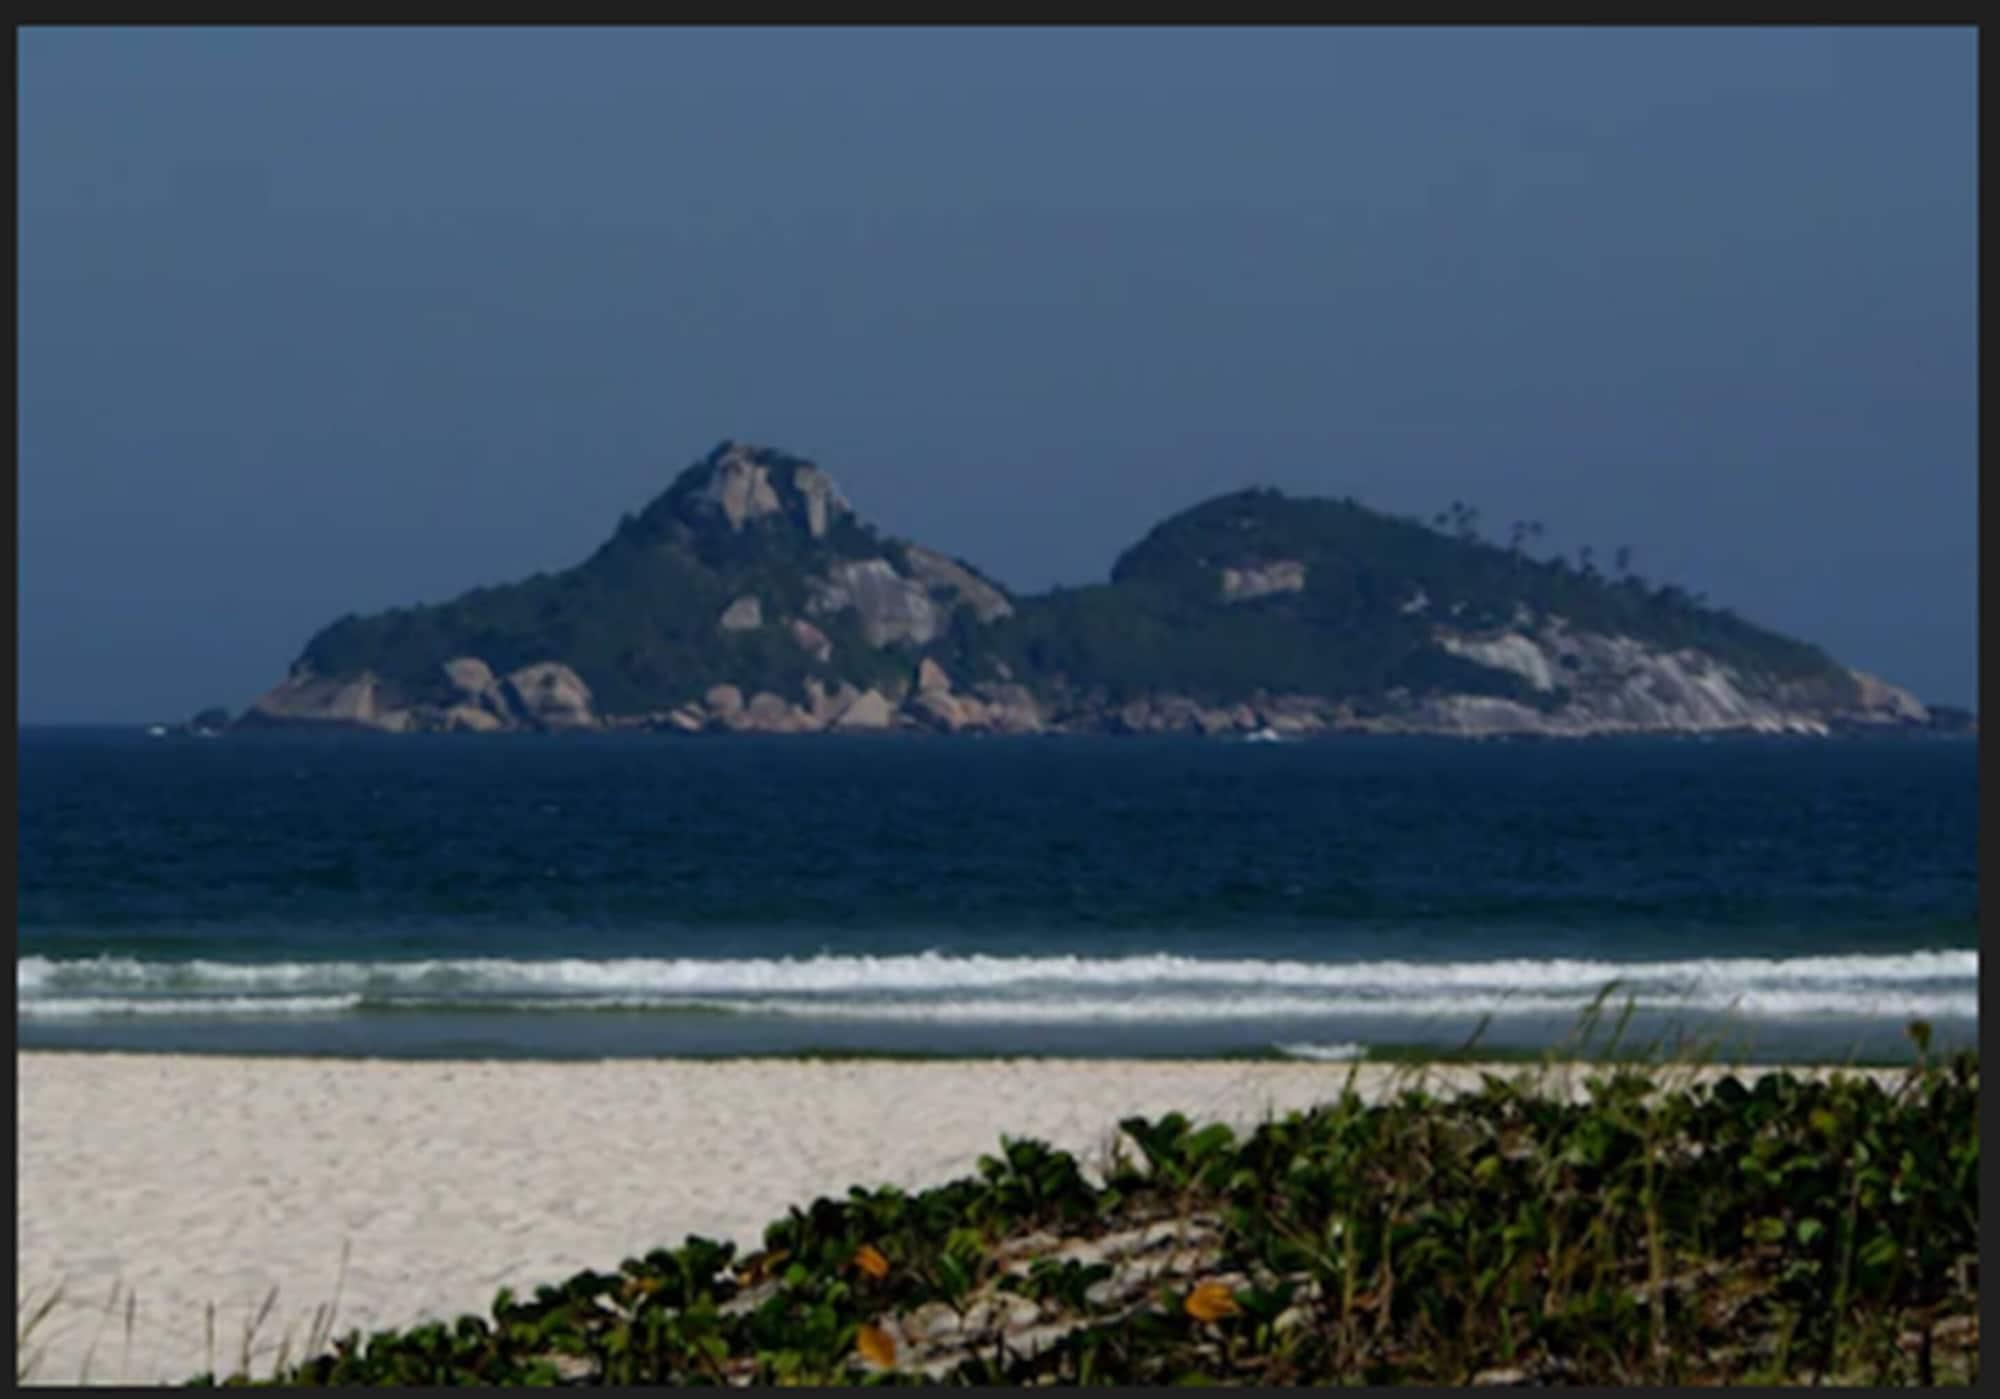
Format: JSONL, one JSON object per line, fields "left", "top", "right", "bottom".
{"left": 968, "top": 488, "right": 1847, "bottom": 708}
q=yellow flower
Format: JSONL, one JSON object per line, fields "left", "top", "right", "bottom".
{"left": 853, "top": 1243, "right": 891, "bottom": 1280}
{"left": 855, "top": 1321, "right": 897, "bottom": 1368}
{"left": 1185, "top": 1281, "right": 1241, "bottom": 1323}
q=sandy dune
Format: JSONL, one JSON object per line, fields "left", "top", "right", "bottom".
{"left": 15, "top": 1052, "right": 1900, "bottom": 1385}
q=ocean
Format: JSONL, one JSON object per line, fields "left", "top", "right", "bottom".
{"left": 15, "top": 728, "right": 1977, "bottom": 1062}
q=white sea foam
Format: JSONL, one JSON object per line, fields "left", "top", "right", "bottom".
{"left": 1274, "top": 1042, "right": 1370, "bottom": 1061}
{"left": 14, "top": 948, "right": 1977, "bottom": 994}
{"left": 15, "top": 949, "right": 1977, "bottom": 1022}
{"left": 18, "top": 994, "right": 364, "bottom": 1019}
{"left": 742, "top": 989, "right": 1979, "bottom": 1022}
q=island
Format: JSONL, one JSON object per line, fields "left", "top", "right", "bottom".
{"left": 239, "top": 441, "right": 1965, "bottom": 740}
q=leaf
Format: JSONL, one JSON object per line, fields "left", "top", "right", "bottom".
{"left": 1859, "top": 1232, "right": 1900, "bottom": 1271}
{"left": 937, "top": 1252, "right": 971, "bottom": 1299}
{"left": 1184, "top": 1281, "right": 1241, "bottom": 1324}
{"left": 1748, "top": 1216, "right": 1788, "bottom": 1245}
{"left": 853, "top": 1244, "right": 890, "bottom": 1281}
{"left": 1186, "top": 1123, "right": 1236, "bottom": 1161}
{"left": 855, "top": 1322, "right": 897, "bottom": 1369}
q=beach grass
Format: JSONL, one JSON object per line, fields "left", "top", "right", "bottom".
{"left": 154, "top": 1021, "right": 1975, "bottom": 1388}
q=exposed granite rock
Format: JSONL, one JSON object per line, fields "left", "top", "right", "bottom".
{"left": 704, "top": 684, "right": 745, "bottom": 719}
{"left": 791, "top": 464, "right": 852, "bottom": 540}
{"left": 738, "top": 691, "right": 789, "bottom": 730}
{"left": 500, "top": 662, "right": 598, "bottom": 731}
{"left": 909, "top": 691, "right": 966, "bottom": 731}
{"left": 789, "top": 618, "right": 833, "bottom": 663}
{"left": 442, "top": 655, "right": 514, "bottom": 726}
{"left": 803, "top": 677, "right": 859, "bottom": 726}
{"left": 972, "top": 682, "right": 1045, "bottom": 734}
{"left": 442, "top": 657, "right": 496, "bottom": 696}
{"left": 1841, "top": 670, "right": 1930, "bottom": 725}
{"left": 904, "top": 544, "right": 1015, "bottom": 622}
{"left": 1431, "top": 618, "right": 1835, "bottom": 736}
{"left": 1219, "top": 559, "right": 1306, "bottom": 602}
{"left": 898, "top": 665, "right": 1045, "bottom": 735}
{"left": 1194, "top": 707, "right": 1235, "bottom": 736}
{"left": 663, "top": 705, "right": 707, "bottom": 733}
{"left": 690, "top": 443, "right": 783, "bottom": 531}
{"left": 442, "top": 704, "right": 507, "bottom": 733}
{"left": 728, "top": 690, "right": 821, "bottom": 734}
{"left": 831, "top": 688, "right": 895, "bottom": 731}
{"left": 242, "top": 668, "right": 398, "bottom": 731}
{"left": 1437, "top": 631, "right": 1560, "bottom": 692}
{"left": 808, "top": 559, "right": 945, "bottom": 648}
{"left": 719, "top": 595, "right": 764, "bottom": 632}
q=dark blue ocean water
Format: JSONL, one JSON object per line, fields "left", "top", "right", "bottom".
{"left": 16, "top": 728, "right": 1978, "bottom": 1061}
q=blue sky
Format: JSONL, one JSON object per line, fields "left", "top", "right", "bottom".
{"left": 18, "top": 27, "right": 1976, "bottom": 720}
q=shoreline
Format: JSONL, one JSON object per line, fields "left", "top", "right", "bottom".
{"left": 13, "top": 1042, "right": 1938, "bottom": 1068}
{"left": 17, "top": 1050, "right": 1916, "bottom": 1386}
{"left": 51, "top": 721, "right": 1981, "bottom": 740}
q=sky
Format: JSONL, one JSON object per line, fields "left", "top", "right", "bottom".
{"left": 18, "top": 27, "right": 1977, "bottom": 722}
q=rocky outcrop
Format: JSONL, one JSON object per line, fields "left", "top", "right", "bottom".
{"left": 792, "top": 464, "right": 851, "bottom": 540}
{"left": 1219, "top": 559, "right": 1306, "bottom": 602}
{"left": 900, "top": 660, "right": 1046, "bottom": 735}
{"left": 691, "top": 443, "right": 784, "bottom": 531}
{"left": 442, "top": 656, "right": 515, "bottom": 729}
{"left": 790, "top": 619, "right": 833, "bottom": 663}
{"left": 904, "top": 545, "right": 1015, "bottom": 622}
{"left": 685, "top": 441, "right": 855, "bottom": 539}
{"left": 663, "top": 705, "right": 707, "bottom": 733}
{"left": 800, "top": 548, "right": 1012, "bottom": 652}
{"left": 830, "top": 688, "right": 895, "bottom": 731}
{"left": 1839, "top": 670, "right": 1930, "bottom": 726}
{"left": 718, "top": 596, "right": 764, "bottom": 632}
{"left": 802, "top": 677, "right": 850, "bottom": 726}
{"left": 809, "top": 559, "right": 947, "bottom": 648}
{"left": 498, "top": 663, "right": 599, "bottom": 731}
{"left": 1423, "top": 618, "right": 1840, "bottom": 736}
{"left": 733, "top": 690, "right": 821, "bottom": 734}
{"left": 443, "top": 657, "right": 496, "bottom": 696}
{"left": 977, "top": 684, "right": 1045, "bottom": 734}
{"left": 239, "top": 657, "right": 600, "bottom": 734}
{"left": 438, "top": 702, "right": 506, "bottom": 733}
{"left": 243, "top": 625, "right": 1951, "bottom": 743}
{"left": 241, "top": 668, "right": 407, "bottom": 732}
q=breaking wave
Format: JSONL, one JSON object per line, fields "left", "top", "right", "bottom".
{"left": 16, "top": 949, "right": 1977, "bottom": 1022}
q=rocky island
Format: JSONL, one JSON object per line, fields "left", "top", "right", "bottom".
{"left": 240, "top": 441, "right": 1961, "bottom": 739}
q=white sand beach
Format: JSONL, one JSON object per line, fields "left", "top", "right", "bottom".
{"left": 15, "top": 1052, "right": 1903, "bottom": 1385}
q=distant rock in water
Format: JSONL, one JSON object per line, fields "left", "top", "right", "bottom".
{"left": 237, "top": 442, "right": 1960, "bottom": 739}
{"left": 188, "top": 707, "right": 231, "bottom": 735}
{"left": 149, "top": 706, "right": 234, "bottom": 738}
